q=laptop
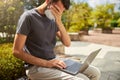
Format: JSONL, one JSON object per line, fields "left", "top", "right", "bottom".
{"left": 60, "top": 48, "right": 101, "bottom": 75}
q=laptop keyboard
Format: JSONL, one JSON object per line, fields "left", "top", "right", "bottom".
{"left": 66, "top": 62, "right": 81, "bottom": 72}
{"left": 64, "top": 59, "right": 81, "bottom": 72}
{"left": 64, "top": 59, "right": 76, "bottom": 67}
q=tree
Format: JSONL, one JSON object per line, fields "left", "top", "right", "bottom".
{"left": 63, "top": 1, "right": 92, "bottom": 34}
{"left": 111, "top": 12, "right": 120, "bottom": 27}
{"left": 117, "top": 18, "right": 120, "bottom": 27}
{"left": 0, "top": 0, "right": 24, "bottom": 43}
{"left": 90, "top": 4, "right": 115, "bottom": 33}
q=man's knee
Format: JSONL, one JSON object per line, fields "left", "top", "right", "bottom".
{"left": 83, "top": 66, "right": 101, "bottom": 80}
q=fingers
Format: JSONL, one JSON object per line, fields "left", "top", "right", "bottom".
{"left": 50, "top": 5, "right": 62, "bottom": 15}
{"left": 51, "top": 6, "right": 59, "bottom": 15}
{"left": 49, "top": 59, "right": 66, "bottom": 69}
{"left": 56, "top": 60, "right": 66, "bottom": 69}
{"left": 54, "top": 5, "right": 61, "bottom": 13}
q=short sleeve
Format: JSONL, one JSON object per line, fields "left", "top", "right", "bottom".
{"left": 16, "top": 11, "right": 31, "bottom": 36}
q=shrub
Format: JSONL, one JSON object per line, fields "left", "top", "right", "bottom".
{"left": 0, "top": 43, "right": 25, "bottom": 80}
{"left": 111, "top": 20, "right": 118, "bottom": 27}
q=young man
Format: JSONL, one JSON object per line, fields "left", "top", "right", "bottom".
{"left": 13, "top": 0, "right": 101, "bottom": 80}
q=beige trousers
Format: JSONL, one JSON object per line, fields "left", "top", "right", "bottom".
{"left": 26, "top": 65, "right": 101, "bottom": 80}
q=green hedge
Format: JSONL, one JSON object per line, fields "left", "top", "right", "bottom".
{"left": 0, "top": 43, "right": 25, "bottom": 80}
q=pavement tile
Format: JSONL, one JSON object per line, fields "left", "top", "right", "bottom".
{"left": 64, "top": 41, "right": 120, "bottom": 80}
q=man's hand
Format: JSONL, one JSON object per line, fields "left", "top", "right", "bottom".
{"left": 50, "top": 4, "right": 71, "bottom": 47}
{"left": 50, "top": 5, "right": 63, "bottom": 23}
{"left": 46, "top": 59, "right": 66, "bottom": 69}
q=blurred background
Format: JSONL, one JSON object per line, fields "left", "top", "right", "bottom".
{"left": 0, "top": 0, "right": 120, "bottom": 43}
{"left": 0, "top": 0, "right": 120, "bottom": 80}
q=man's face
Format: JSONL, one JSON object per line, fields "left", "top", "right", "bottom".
{"left": 52, "top": 0, "right": 65, "bottom": 13}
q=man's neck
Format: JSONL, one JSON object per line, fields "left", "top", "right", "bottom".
{"left": 36, "top": 2, "right": 48, "bottom": 14}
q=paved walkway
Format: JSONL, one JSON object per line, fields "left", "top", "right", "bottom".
{"left": 82, "top": 30, "right": 120, "bottom": 47}
{"left": 57, "top": 30, "right": 120, "bottom": 80}
{"left": 63, "top": 41, "right": 120, "bottom": 80}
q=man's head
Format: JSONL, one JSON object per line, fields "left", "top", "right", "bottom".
{"left": 53, "top": 0, "right": 70, "bottom": 10}
{"left": 46, "top": 0, "right": 70, "bottom": 10}
{"left": 62, "top": 0, "right": 70, "bottom": 10}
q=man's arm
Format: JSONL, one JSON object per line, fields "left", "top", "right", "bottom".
{"left": 51, "top": 5, "right": 71, "bottom": 47}
{"left": 13, "top": 34, "right": 47, "bottom": 67}
{"left": 56, "top": 23, "right": 71, "bottom": 47}
{"left": 13, "top": 34, "right": 66, "bottom": 69}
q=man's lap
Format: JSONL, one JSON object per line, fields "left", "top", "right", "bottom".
{"left": 26, "top": 66, "right": 89, "bottom": 80}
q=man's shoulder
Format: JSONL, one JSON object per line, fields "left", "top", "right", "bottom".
{"left": 21, "top": 9, "right": 36, "bottom": 17}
